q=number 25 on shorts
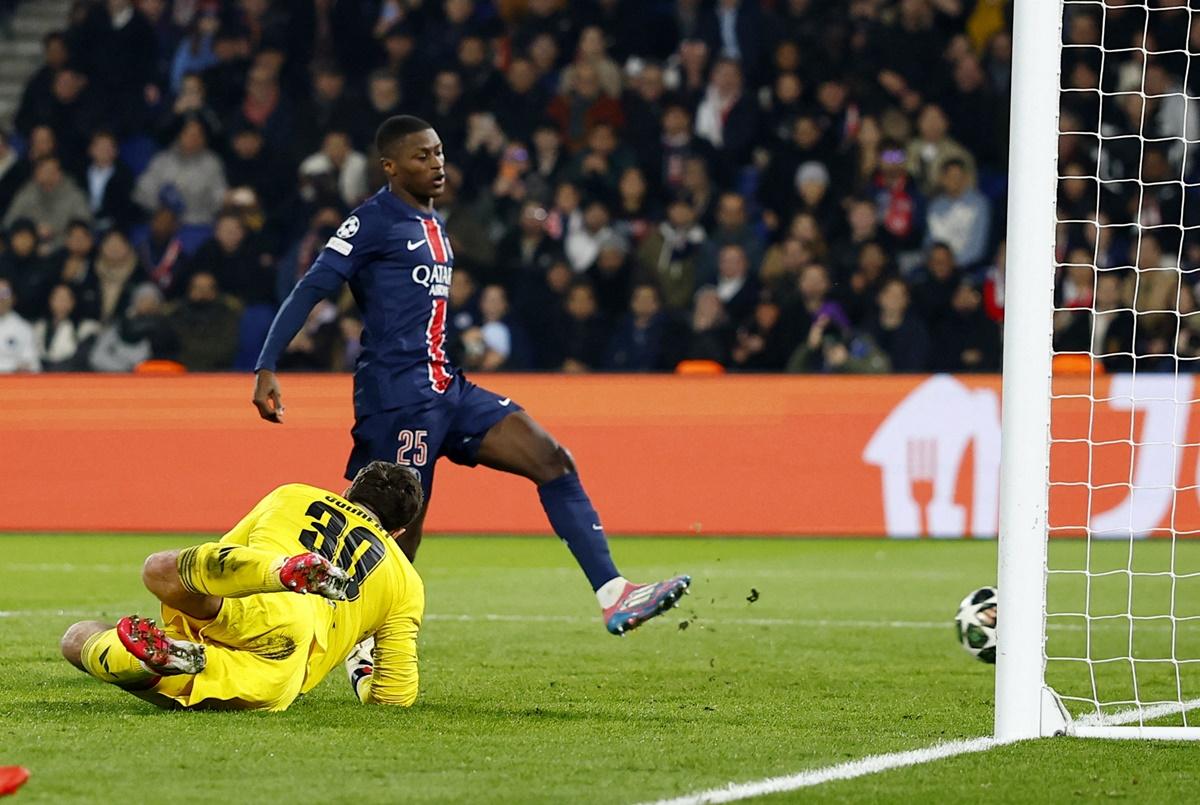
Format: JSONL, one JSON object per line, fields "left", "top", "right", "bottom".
{"left": 396, "top": 430, "right": 428, "bottom": 466}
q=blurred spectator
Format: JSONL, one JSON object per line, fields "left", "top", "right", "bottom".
{"left": 547, "top": 61, "right": 624, "bottom": 153}
{"left": 549, "top": 280, "right": 610, "bottom": 372}
{"left": 33, "top": 283, "right": 99, "bottom": 370}
{"left": 92, "top": 229, "right": 144, "bottom": 325}
{"left": 496, "top": 200, "right": 561, "bottom": 292}
{"left": 911, "top": 243, "right": 961, "bottom": 331}
{"left": 88, "top": 282, "right": 176, "bottom": 372}
{"left": 787, "top": 314, "right": 890, "bottom": 375}
{"left": 138, "top": 203, "right": 187, "bottom": 297}
{"left": 424, "top": 69, "right": 469, "bottom": 155}
{"left": 0, "top": 130, "right": 28, "bottom": 216}
{"left": 166, "top": 270, "right": 240, "bottom": 370}
{"left": 565, "top": 199, "right": 615, "bottom": 274}
{"left": 4, "top": 156, "right": 91, "bottom": 249}
{"left": 714, "top": 243, "right": 759, "bottom": 325}
{"left": 730, "top": 290, "right": 796, "bottom": 372}
{"left": 76, "top": 0, "right": 158, "bottom": 135}
{"left": 636, "top": 197, "right": 705, "bottom": 311}
{"left": 0, "top": 277, "right": 39, "bottom": 372}
{"left": 906, "top": 104, "right": 977, "bottom": 198}
{"left": 925, "top": 159, "right": 991, "bottom": 268}
{"left": 606, "top": 283, "right": 676, "bottom": 371}
{"left": 189, "top": 211, "right": 274, "bottom": 306}
{"left": 300, "top": 130, "right": 368, "bottom": 209}
{"left": 461, "top": 284, "right": 529, "bottom": 371}
{"left": 790, "top": 263, "right": 850, "bottom": 335}
{"left": 866, "top": 278, "right": 931, "bottom": 373}
{"left": 495, "top": 58, "right": 549, "bottom": 146}
{"left": 841, "top": 241, "right": 894, "bottom": 326}
{"left": 588, "top": 233, "right": 635, "bottom": 319}
{"left": 870, "top": 141, "right": 922, "bottom": 250}
{"left": 699, "top": 0, "right": 768, "bottom": 83}
{"left": 14, "top": 32, "right": 72, "bottom": 137}
{"left": 697, "top": 192, "right": 764, "bottom": 285}
{"left": 56, "top": 219, "right": 99, "bottom": 318}
{"left": 134, "top": 116, "right": 227, "bottom": 225}
{"left": 169, "top": 10, "right": 219, "bottom": 94}
{"left": 694, "top": 58, "right": 758, "bottom": 181}
{"left": 683, "top": 285, "right": 732, "bottom": 364}
{"left": 0, "top": 219, "right": 56, "bottom": 320}
{"left": 930, "top": 281, "right": 1002, "bottom": 372}
{"left": 84, "top": 130, "right": 137, "bottom": 232}
{"left": 650, "top": 102, "right": 715, "bottom": 197}
{"left": 225, "top": 125, "right": 291, "bottom": 211}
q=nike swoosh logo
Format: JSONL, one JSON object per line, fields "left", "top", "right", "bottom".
{"left": 592, "top": 524, "right": 603, "bottom": 531}
{"left": 498, "top": 397, "right": 512, "bottom": 406}
{"left": 407, "top": 239, "right": 426, "bottom": 251}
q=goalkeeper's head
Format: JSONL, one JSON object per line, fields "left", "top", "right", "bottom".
{"left": 345, "top": 461, "right": 425, "bottom": 534}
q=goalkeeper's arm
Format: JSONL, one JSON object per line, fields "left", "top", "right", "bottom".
{"left": 345, "top": 615, "right": 420, "bottom": 706}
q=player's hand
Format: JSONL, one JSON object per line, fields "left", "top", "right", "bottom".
{"left": 252, "top": 370, "right": 285, "bottom": 424}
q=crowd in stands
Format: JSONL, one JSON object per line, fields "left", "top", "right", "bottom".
{"left": 0, "top": 0, "right": 1162, "bottom": 376}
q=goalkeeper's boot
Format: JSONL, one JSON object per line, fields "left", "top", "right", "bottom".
{"left": 279, "top": 553, "right": 350, "bottom": 601}
{"left": 603, "top": 575, "right": 691, "bottom": 636}
{"left": 116, "top": 615, "right": 206, "bottom": 675}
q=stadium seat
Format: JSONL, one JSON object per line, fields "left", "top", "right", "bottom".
{"left": 118, "top": 135, "right": 159, "bottom": 177}
{"left": 674, "top": 360, "right": 726, "bottom": 375}
{"left": 234, "top": 304, "right": 279, "bottom": 371}
{"left": 1052, "top": 354, "right": 1103, "bottom": 375}
{"left": 178, "top": 225, "right": 215, "bottom": 255}
{"left": 133, "top": 359, "right": 186, "bottom": 374}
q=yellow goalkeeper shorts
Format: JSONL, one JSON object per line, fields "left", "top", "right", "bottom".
{"left": 151, "top": 592, "right": 331, "bottom": 712}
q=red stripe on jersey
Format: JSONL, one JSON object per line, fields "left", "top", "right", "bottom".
{"left": 425, "top": 297, "right": 452, "bottom": 394}
{"left": 422, "top": 219, "right": 447, "bottom": 263}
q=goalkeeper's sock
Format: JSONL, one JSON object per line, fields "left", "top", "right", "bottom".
{"left": 537, "top": 473, "right": 622, "bottom": 593}
{"left": 176, "top": 543, "right": 288, "bottom": 598}
{"left": 80, "top": 628, "right": 158, "bottom": 689}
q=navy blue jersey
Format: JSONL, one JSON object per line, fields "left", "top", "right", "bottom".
{"left": 256, "top": 188, "right": 458, "bottom": 416}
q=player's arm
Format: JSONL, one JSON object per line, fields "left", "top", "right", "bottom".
{"left": 348, "top": 579, "right": 423, "bottom": 706}
{"left": 252, "top": 218, "right": 372, "bottom": 423}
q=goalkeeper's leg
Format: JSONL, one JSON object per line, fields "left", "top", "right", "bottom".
{"left": 142, "top": 544, "right": 349, "bottom": 621}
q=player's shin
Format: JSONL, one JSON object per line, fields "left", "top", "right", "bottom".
{"left": 537, "top": 473, "right": 623, "bottom": 593}
{"left": 80, "top": 629, "right": 159, "bottom": 689}
{"left": 176, "top": 543, "right": 289, "bottom": 598}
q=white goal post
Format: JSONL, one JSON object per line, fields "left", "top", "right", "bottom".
{"left": 998, "top": 0, "right": 1200, "bottom": 741}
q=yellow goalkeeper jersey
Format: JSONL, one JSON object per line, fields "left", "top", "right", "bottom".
{"left": 217, "top": 482, "right": 424, "bottom": 705}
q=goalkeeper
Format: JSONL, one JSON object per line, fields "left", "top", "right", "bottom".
{"left": 60, "top": 461, "right": 425, "bottom": 711}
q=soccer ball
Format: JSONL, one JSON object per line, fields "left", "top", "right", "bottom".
{"left": 954, "top": 586, "right": 997, "bottom": 664}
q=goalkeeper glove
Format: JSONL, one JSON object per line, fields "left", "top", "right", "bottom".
{"left": 344, "top": 636, "right": 374, "bottom": 702}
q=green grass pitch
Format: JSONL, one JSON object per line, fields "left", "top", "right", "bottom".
{"left": 2, "top": 535, "right": 1198, "bottom": 803}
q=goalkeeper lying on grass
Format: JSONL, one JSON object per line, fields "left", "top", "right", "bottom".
{"left": 60, "top": 461, "right": 424, "bottom": 711}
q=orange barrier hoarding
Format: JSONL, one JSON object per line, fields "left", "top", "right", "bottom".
{"left": 0, "top": 373, "right": 1196, "bottom": 537}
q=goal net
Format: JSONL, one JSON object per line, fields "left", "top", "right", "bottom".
{"left": 998, "top": 0, "right": 1200, "bottom": 740}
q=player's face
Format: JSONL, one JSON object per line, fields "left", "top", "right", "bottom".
{"left": 383, "top": 129, "right": 446, "bottom": 202}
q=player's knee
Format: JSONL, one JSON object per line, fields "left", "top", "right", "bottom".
{"left": 60, "top": 620, "right": 107, "bottom": 670}
{"left": 532, "top": 442, "right": 575, "bottom": 484}
{"left": 142, "top": 551, "right": 180, "bottom": 596}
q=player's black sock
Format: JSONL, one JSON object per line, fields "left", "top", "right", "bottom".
{"left": 538, "top": 473, "right": 620, "bottom": 591}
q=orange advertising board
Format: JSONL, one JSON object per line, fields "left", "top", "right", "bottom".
{"left": 0, "top": 373, "right": 1194, "bottom": 537}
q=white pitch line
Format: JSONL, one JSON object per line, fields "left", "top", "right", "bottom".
{"left": 0, "top": 609, "right": 1161, "bottom": 634}
{"left": 1076, "top": 698, "right": 1200, "bottom": 727}
{"left": 636, "top": 696, "right": 1200, "bottom": 804}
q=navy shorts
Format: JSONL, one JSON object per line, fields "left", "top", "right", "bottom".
{"left": 345, "top": 374, "right": 522, "bottom": 498}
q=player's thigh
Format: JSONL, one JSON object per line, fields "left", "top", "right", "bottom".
{"left": 346, "top": 406, "right": 448, "bottom": 499}
{"left": 441, "top": 380, "right": 561, "bottom": 478}
{"left": 156, "top": 594, "right": 316, "bottom": 710}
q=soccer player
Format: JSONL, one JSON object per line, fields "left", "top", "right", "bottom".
{"left": 251, "top": 116, "right": 689, "bottom": 635}
{"left": 59, "top": 461, "right": 425, "bottom": 711}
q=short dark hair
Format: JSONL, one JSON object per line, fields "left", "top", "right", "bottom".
{"left": 375, "top": 115, "right": 433, "bottom": 158}
{"left": 345, "top": 460, "right": 425, "bottom": 532}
